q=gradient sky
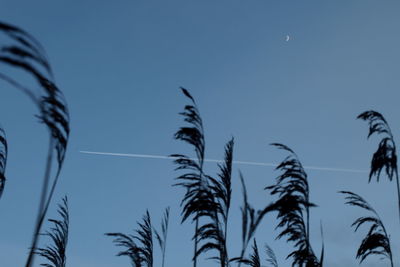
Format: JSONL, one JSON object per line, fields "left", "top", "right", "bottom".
{"left": 1, "top": 1, "right": 400, "bottom": 266}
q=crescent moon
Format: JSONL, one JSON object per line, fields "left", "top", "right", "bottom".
{"left": 286, "top": 35, "right": 290, "bottom": 42}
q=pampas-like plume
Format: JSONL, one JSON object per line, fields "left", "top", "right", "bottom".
{"left": 154, "top": 207, "right": 170, "bottom": 267}
{"left": 106, "top": 210, "right": 153, "bottom": 267}
{"left": 340, "top": 191, "right": 393, "bottom": 266}
{"left": 0, "top": 127, "right": 7, "bottom": 199}
{"left": 0, "top": 21, "right": 70, "bottom": 267}
{"left": 35, "top": 196, "right": 69, "bottom": 267}
{"left": 171, "top": 87, "right": 206, "bottom": 267}
{"left": 357, "top": 111, "right": 400, "bottom": 222}
{"left": 0, "top": 22, "right": 69, "bottom": 171}
{"left": 265, "top": 144, "right": 321, "bottom": 267}
{"left": 357, "top": 111, "right": 397, "bottom": 182}
{"left": 195, "top": 139, "right": 234, "bottom": 266}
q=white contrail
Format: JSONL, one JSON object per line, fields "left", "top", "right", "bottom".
{"left": 79, "top": 150, "right": 368, "bottom": 174}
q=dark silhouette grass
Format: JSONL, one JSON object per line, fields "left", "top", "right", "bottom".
{"left": 106, "top": 210, "right": 154, "bottom": 267}
{"left": 340, "top": 191, "right": 393, "bottom": 267}
{"left": 0, "top": 126, "right": 7, "bottom": 199}
{"left": 1, "top": 20, "right": 399, "bottom": 267}
{"left": 35, "top": 196, "right": 69, "bottom": 267}
{"left": 0, "top": 21, "right": 70, "bottom": 267}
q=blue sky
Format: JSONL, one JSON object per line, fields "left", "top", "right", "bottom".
{"left": 1, "top": 0, "right": 400, "bottom": 266}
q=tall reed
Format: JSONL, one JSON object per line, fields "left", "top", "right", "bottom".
{"left": 171, "top": 88, "right": 206, "bottom": 267}
{"left": 357, "top": 111, "right": 399, "bottom": 223}
{"left": 195, "top": 139, "right": 234, "bottom": 266}
{"left": 265, "top": 144, "right": 321, "bottom": 266}
{"left": 340, "top": 191, "right": 393, "bottom": 267}
{"left": 0, "top": 21, "right": 70, "bottom": 267}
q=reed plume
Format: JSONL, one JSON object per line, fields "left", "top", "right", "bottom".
{"left": 357, "top": 111, "right": 399, "bottom": 222}
{"left": 265, "top": 144, "right": 321, "bottom": 267}
{"left": 0, "top": 21, "right": 70, "bottom": 267}
{"left": 340, "top": 191, "right": 393, "bottom": 267}
{"left": 171, "top": 87, "right": 206, "bottom": 267}
{"left": 106, "top": 210, "right": 153, "bottom": 267}
{"left": 35, "top": 196, "right": 69, "bottom": 267}
{"left": 195, "top": 139, "right": 234, "bottom": 266}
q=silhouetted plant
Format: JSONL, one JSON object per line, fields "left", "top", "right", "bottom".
{"left": 35, "top": 196, "right": 69, "bottom": 267}
{"left": 171, "top": 87, "right": 206, "bottom": 267}
{"left": 195, "top": 139, "right": 234, "bottom": 266}
{"left": 154, "top": 207, "right": 170, "bottom": 267}
{"left": 0, "top": 126, "right": 7, "bottom": 199}
{"left": 265, "top": 243, "right": 278, "bottom": 267}
{"left": 265, "top": 144, "right": 321, "bottom": 267}
{"left": 357, "top": 111, "right": 399, "bottom": 222}
{"left": 239, "top": 239, "right": 261, "bottom": 267}
{"left": 236, "top": 240, "right": 279, "bottom": 267}
{"left": 236, "top": 173, "right": 273, "bottom": 267}
{"left": 340, "top": 191, "right": 393, "bottom": 267}
{"left": 106, "top": 210, "right": 153, "bottom": 267}
{"left": 0, "top": 21, "right": 70, "bottom": 267}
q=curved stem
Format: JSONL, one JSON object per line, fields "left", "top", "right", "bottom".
{"left": 25, "top": 137, "right": 54, "bottom": 267}
{"left": 395, "top": 170, "right": 400, "bottom": 225}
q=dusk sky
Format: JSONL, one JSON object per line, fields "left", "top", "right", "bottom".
{"left": 1, "top": 1, "right": 400, "bottom": 266}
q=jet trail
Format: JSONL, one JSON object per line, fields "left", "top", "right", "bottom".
{"left": 80, "top": 150, "right": 368, "bottom": 174}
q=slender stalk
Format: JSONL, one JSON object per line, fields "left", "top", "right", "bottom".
{"left": 162, "top": 239, "right": 167, "bottom": 267}
{"left": 25, "top": 137, "right": 54, "bottom": 267}
{"left": 306, "top": 190, "right": 310, "bottom": 258}
{"left": 193, "top": 218, "right": 198, "bottom": 267}
{"left": 237, "top": 241, "right": 249, "bottom": 267}
{"left": 395, "top": 170, "right": 400, "bottom": 225}
{"left": 223, "top": 218, "right": 228, "bottom": 267}
{"left": 193, "top": 154, "right": 204, "bottom": 267}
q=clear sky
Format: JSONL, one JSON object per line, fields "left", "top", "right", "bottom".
{"left": 1, "top": 1, "right": 400, "bottom": 266}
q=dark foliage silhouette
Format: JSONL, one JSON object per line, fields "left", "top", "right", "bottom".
{"left": 171, "top": 87, "right": 206, "bottom": 267}
{"left": 195, "top": 139, "right": 234, "bottom": 266}
{"left": 35, "top": 196, "right": 69, "bottom": 267}
{"left": 0, "top": 21, "right": 70, "bottom": 267}
{"left": 265, "top": 144, "right": 321, "bottom": 267}
{"left": 0, "top": 21, "right": 69, "bottom": 172}
{"left": 236, "top": 173, "right": 273, "bottom": 267}
{"left": 265, "top": 243, "right": 279, "bottom": 267}
{"left": 237, "top": 240, "right": 279, "bottom": 267}
{"left": 239, "top": 239, "right": 261, "bottom": 267}
{"left": 106, "top": 210, "right": 153, "bottom": 267}
{"left": 357, "top": 111, "right": 399, "bottom": 222}
{"left": 0, "top": 127, "right": 7, "bottom": 199}
{"left": 154, "top": 207, "right": 170, "bottom": 267}
{"left": 340, "top": 191, "right": 393, "bottom": 267}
